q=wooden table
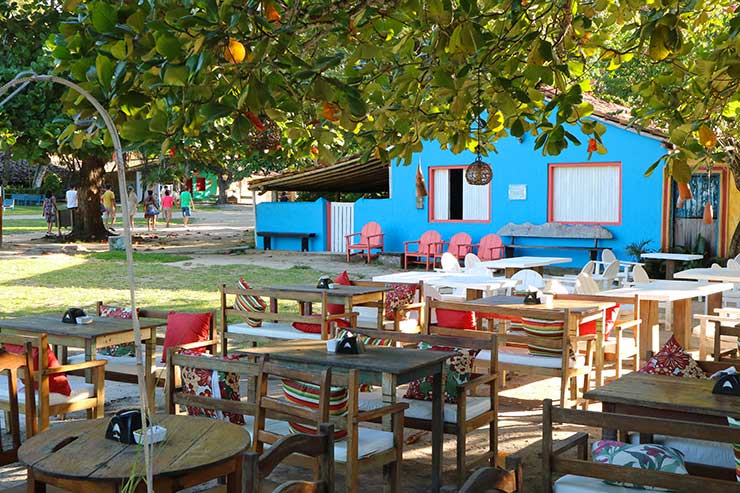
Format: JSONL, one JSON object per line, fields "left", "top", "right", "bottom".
{"left": 480, "top": 256, "right": 572, "bottom": 277}
{"left": 0, "top": 315, "right": 164, "bottom": 409}
{"left": 242, "top": 341, "right": 450, "bottom": 493}
{"left": 641, "top": 252, "right": 704, "bottom": 279}
{"left": 597, "top": 281, "right": 734, "bottom": 361}
{"left": 372, "top": 272, "right": 519, "bottom": 300}
{"left": 468, "top": 295, "right": 614, "bottom": 314}
{"left": 266, "top": 284, "right": 388, "bottom": 328}
{"left": 584, "top": 372, "right": 740, "bottom": 441}
{"left": 18, "top": 414, "right": 250, "bottom": 492}
{"left": 675, "top": 267, "right": 740, "bottom": 283}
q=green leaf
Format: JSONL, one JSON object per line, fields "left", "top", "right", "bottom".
{"left": 126, "top": 11, "right": 145, "bottom": 34}
{"left": 149, "top": 110, "right": 168, "bottom": 134}
{"left": 644, "top": 154, "right": 667, "bottom": 177}
{"left": 63, "top": 0, "right": 82, "bottom": 12}
{"left": 95, "top": 54, "right": 114, "bottom": 90}
{"left": 71, "top": 132, "right": 85, "bottom": 149}
{"left": 162, "top": 65, "right": 189, "bottom": 86}
{"left": 120, "top": 119, "right": 152, "bottom": 142}
{"left": 110, "top": 41, "right": 127, "bottom": 60}
{"left": 155, "top": 34, "right": 183, "bottom": 59}
{"left": 672, "top": 158, "right": 692, "bottom": 183}
{"left": 91, "top": 1, "right": 117, "bottom": 33}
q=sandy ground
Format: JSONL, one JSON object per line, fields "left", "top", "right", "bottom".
{"left": 0, "top": 205, "right": 725, "bottom": 492}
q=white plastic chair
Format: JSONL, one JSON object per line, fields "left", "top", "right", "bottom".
{"left": 601, "top": 249, "right": 617, "bottom": 263}
{"left": 728, "top": 259, "right": 740, "bottom": 271}
{"left": 463, "top": 253, "right": 482, "bottom": 270}
{"left": 593, "top": 260, "right": 620, "bottom": 289}
{"left": 509, "top": 269, "right": 545, "bottom": 293}
{"left": 439, "top": 252, "right": 462, "bottom": 273}
{"left": 547, "top": 279, "right": 572, "bottom": 294}
{"left": 711, "top": 262, "right": 723, "bottom": 270}
{"left": 575, "top": 273, "right": 601, "bottom": 294}
{"left": 735, "top": 254, "right": 740, "bottom": 264}
{"left": 631, "top": 264, "right": 650, "bottom": 284}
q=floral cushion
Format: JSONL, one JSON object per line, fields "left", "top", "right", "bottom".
{"left": 592, "top": 440, "right": 688, "bottom": 490}
{"left": 99, "top": 305, "right": 137, "bottom": 357}
{"left": 404, "top": 341, "right": 478, "bottom": 404}
{"left": 179, "top": 349, "right": 244, "bottom": 425}
{"left": 384, "top": 283, "right": 416, "bottom": 320}
{"left": 234, "top": 278, "right": 267, "bottom": 327}
{"left": 282, "top": 378, "right": 347, "bottom": 439}
{"left": 728, "top": 416, "right": 740, "bottom": 482}
{"left": 638, "top": 336, "right": 707, "bottom": 379}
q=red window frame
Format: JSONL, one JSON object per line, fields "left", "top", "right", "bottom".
{"left": 547, "top": 162, "right": 622, "bottom": 225}
{"left": 428, "top": 165, "right": 491, "bottom": 223}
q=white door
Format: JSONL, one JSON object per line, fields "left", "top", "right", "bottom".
{"left": 330, "top": 202, "right": 354, "bottom": 252}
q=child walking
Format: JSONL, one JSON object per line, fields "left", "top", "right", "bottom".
{"left": 42, "top": 191, "right": 57, "bottom": 236}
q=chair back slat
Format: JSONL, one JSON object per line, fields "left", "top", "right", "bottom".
{"left": 478, "top": 234, "right": 504, "bottom": 261}
{"left": 360, "top": 222, "right": 381, "bottom": 243}
{"left": 448, "top": 232, "right": 473, "bottom": 257}
{"left": 419, "top": 230, "right": 441, "bottom": 253}
{"left": 0, "top": 335, "right": 37, "bottom": 464}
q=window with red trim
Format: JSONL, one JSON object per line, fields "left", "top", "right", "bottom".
{"left": 430, "top": 167, "right": 490, "bottom": 222}
{"left": 548, "top": 163, "right": 622, "bottom": 225}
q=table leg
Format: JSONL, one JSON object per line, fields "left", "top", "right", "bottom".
{"left": 601, "top": 403, "right": 617, "bottom": 441}
{"left": 376, "top": 293, "right": 383, "bottom": 329}
{"left": 226, "top": 459, "right": 243, "bottom": 493}
{"left": 665, "top": 260, "right": 676, "bottom": 280}
{"left": 84, "top": 339, "right": 95, "bottom": 386}
{"left": 145, "top": 332, "right": 156, "bottom": 413}
{"left": 707, "top": 291, "right": 722, "bottom": 316}
{"left": 431, "top": 368, "right": 443, "bottom": 493}
{"left": 381, "top": 372, "right": 398, "bottom": 493}
{"left": 672, "top": 298, "right": 693, "bottom": 350}
{"left": 504, "top": 267, "right": 515, "bottom": 278}
{"left": 27, "top": 469, "right": 46, "bottom": 493}
{"left": 466, "top": 288, "right": 483, "bottom": 301}
{"left": 638, "top": 300, "right": 659, "bottom": 364}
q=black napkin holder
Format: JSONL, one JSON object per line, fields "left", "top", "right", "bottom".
{"left": 523, "top": 292, "right": 541, "bottom": 305}
{"left": 106, "top": 409, "right": 147, "bottom": 444}
{"left": 316, "top": 275, "right": 331, "bottom": 289}
{"left": 62, "top": 308, "right": 86, "bottom": 324}
{"left": 336, "top": 336, "right": 365, "bottom": 355}
{"left": 712, "top": 374, "right": 740, "bottom": 396}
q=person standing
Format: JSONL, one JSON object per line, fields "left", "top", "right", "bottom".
{"left": 42, "top": 191, "right": 57, "bottom": 236}
{"left": 179, "top": 185, "right": 194, "bottom": 228}
{"left": 143, "top": 190, "right": 159, "bottom": 231}
{"left": 161, "top": 189, "right": 174, "bottom": 227}
{"left": 127, "top": 184, "right": 139, "bottom": 230}
{"left": 101, "top": 184, "right": 116, "bottom": 229}
{"left": 65, "top": 184, "right": 78, "bottom": 229}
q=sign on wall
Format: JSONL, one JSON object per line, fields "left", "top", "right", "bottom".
{"left": 508, "top": 184, "right": 527, "bottom": 200}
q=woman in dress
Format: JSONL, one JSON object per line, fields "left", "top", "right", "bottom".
{"left": 42, "top": 191, "right": 57, "bottom": 236}
{"left": 143, "top": 190, "right": 159, "bottom": 231}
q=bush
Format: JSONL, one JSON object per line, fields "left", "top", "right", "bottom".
{"left": 40, "top": 172, "right": 63, "bottom": 196}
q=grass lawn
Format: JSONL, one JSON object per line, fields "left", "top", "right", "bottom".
{"left": 1, "top": 216, "right": 200, "bottom": 235}
{"left": 0, "top": 253, "right": 327, "bottom": 318}
{"left": 2, "top": 205, "right": 43, "bottom": 215}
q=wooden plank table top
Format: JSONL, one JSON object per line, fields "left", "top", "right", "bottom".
{"left": 468, "top": 295, "right": 614, "bottom": 314}
{"left": 584, "top": 372, "right": 740, "bottom": 419}
{"left": 0, "top": 314, "right": 165, "bottom": 339}
{"left": 598, "top": 280, "right": 733, "bottom": 301}
{"left": 480, "top": 256, "right": 572, "bottom": 269}
{"left": 19, "top": 415, "right": 250, "bottom": 486}
{"left": 641, "top": 253, "right": 704, "bottom": 262}
{"left": 265, "top": 284, "right": 389, "bottom": 296}
{"left": 675, "top": 268, "right": 740, "bottom": 283}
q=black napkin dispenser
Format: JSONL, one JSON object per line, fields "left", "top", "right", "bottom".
{"left": 523, "top": 292, "right": 541, "bottom": 305}
{"left": 712, "top": 374, "right": 740, "bottom": 396}
{"left": 106, "top": 409, "right": 147, "bottom": 444}
{"left": 316, "top": 275, "right": 332, "bottom": 289}
{"left": 62, "top": 308, "right": 86, "bottom": 324}
{"left": 336, "top": 335, "right": 365, "bottom": 355}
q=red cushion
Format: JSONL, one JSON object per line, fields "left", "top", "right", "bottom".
{"left": 327, "top": 271, "right": 352, "bottom": 315}
{"left": 293, "top": 315, "right": 349, "bottom": 334}
{"left": 578, "top": 305, "right": 620, "bottom": 337}
{"left": 161, "top": 312, "right": 212, "bottom": 363}
{"left": 5, "top": 345, "right": 71, "bottom": 396}
{"left": 436, "top": 309, "right": 476, "bottom": 330}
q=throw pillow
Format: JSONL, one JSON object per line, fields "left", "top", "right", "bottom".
{"left": 234, "top": 278, "right": 267, "bottom": 327}
{"left": 404, "top": 341, "right": 479, "bottom": 404}
{"left": 327, "top": 271, "right": 352, "bottom": 315}
{"left": 436, "top": 308, "right": 477, "bottom": 330}
{"left": 179, "top": 349, "right": 244, "bottom": 425}
{"left": 4, "top": 345, "right": 71, "bottom": 396}
{"left": 161, "top": 311, "right": 212, "bottom": 363}
{"left": 638, "top": 335, "right": 708, "bottom": 379}
{"left": 520, "top": 317, "right": 565, "bottom": 357}
{"left": 293, "top": 314, "right": 350, "bottom": 334}
{"left": 592, "top": 440, "right": 688, "bottom": 490}
{"left": 728, "top": 416, "right": 740, "bottom": 482}
{"left": 578, "top": 305, "right": 621, "bottom": 337}
{"left": 384, "top": 283, "right": 416, "bottom": 320}
{"left": 282, "top": 378, "right": 347, "bottom": 439}
{"left": 98, "top": 305, "right": 137, "bottom": 357}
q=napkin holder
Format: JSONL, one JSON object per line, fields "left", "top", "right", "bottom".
{"left": 62, "top": 308, "right": 87, "bottom": 324}
{"left": 712, "top": 373, "right": 740, "bottom": 396}
{"left": 316, "top": 276, "right": 332, "bottom": 289}
{"left": 336, "top": 335, "right": 365, "bottom": 355}
{"left": 523, "top": 291, "right": 541, "bottom": 305}
{"left": 106, "top": 409, "right": 147, "bottom": 444}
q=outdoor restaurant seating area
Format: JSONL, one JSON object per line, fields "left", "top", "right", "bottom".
{"left": 2, "top": 252, "right": 740, "bottom": 492}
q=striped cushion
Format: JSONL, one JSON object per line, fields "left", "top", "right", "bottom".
{"left": 234, "top": 278, "right": 267, "bottom": 327}
{"left": 728, "top": 416, "right": 740, "bottom": 482}
{"left": 282, "top": 379, "right": 348, "bottom": 439}
{"left": 520, "top": 317, "right": 565, "bottom": 357}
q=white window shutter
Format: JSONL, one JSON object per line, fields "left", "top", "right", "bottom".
{"left": 551, "top": 165, "right": 620, "bottom": 223}
{"left": 462, "top": 179, "right": 489, "bottom": 220}
{"left": 433, "top": 169, "right": 449, "bottom": 220}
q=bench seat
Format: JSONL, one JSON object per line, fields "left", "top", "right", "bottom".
{"left": 228, "top": 322, "right": 323, "bottom": 341}
{"left": 0, "top": 375, "right": 94, "bottom": 407}
{"left": 554, "top": 474, "right": 644, "bottom": 493}
{"left": 357, "top": 386, "right": 491, "bottom": 423}
{"left": 68, "top": 349, "right": 166, "bottom": 378}
{"left": 630, "top": 434, "right": 734, "bottom": 469}
{"left": 354, "top": 306, "right": 420, "bottom": 333}
{"left": 476, "top": 346, "right": 586, "bottom": 369}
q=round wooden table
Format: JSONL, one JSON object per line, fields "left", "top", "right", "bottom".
{"left": 18, "top": 414, "right": 250, "bottom": 493}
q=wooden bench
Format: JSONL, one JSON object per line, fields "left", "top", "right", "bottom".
{"left": 542, "top": 398, "right": 740, "bottom": 492}
{"left": 256, "top": 231, "right": 317, "bottom": 252}
{"left": 497, "top": 222, "right": 613, "bottom": 261}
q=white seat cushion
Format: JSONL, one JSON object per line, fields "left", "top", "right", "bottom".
{"left": 228, "top": 322, "right": 322, "bottom": 340}
{"left": 68, "top": 349, "right": 165, "bottom": 375}
{"left": 554, "top": 474, "right": 645, "bottom": 493}
{"left": 244, "top": 415, "right": 393, "bottom": 462}
{"left": 476, "top": 346, "right": 585, "bottom": 369}
{"left": 0, "top": 376, "right": 94, "bottom": 408}
{"left": 629, "top": 434, "right": 734, "bottom": 469}
{"left": 357, "top": 387, "right": 491, "bottom": 423}
{"left": 355, "top": 307, "right": 420, "bottom": 333}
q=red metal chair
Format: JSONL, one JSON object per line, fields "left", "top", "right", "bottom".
{"left": 475, "top": 233, "right": 505, "bottom": 261}
{"left": 437, "top": 232, "right": 474, "bottom": 264}
{"left": 345, "top": 221, "right": 384, "bottom": 263}
{"left": 403, "top": 230, "right": 443, "bottom": 270}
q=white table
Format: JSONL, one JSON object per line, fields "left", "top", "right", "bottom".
{"left": 597, "top": 280, "right": 734, "bottom": 361}
{"left": 641, "top": 253, "right": 704, "bottom": 279}
{"left": 480, "top": 256, "right": 572, "bottom": 277}
{"left": 675, "top": 268, "right": 740, "bottom": 283}
{"left": 372, "top": 272, "right": 519, "bottom": 299}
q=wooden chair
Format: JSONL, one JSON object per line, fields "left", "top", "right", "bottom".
{"left": 0, "top": 336, "right": 36, "bottom": 466}
{"left": 475, "top": 233, "right": 504, "bottom": 261}
{"left": 0, "top": 333, "right": 106, "bottom": 431}
{"left": 459, "top": 456, "right": 523, "bottom": 493}
{"left": 345, "top": 221, "right": 384, "bottom": 264}
{"left": 253, "top": 359, "right": 407, "bottom": 493}
{"left": 244, "top": 423, "right": 335, "bottom": 493}
{"left": 439, "top": 232, "right": 474, "bottom": 262}
{"left": 542, "top": 398, "right": 740, "bottom": 492}
{"left": 403, "top": 230, "right": 443, "bottom": 270}
{"left": 349, "top": 280, "right": 424, "bottom": 333}
{"left": 554, "top": 293, "right": 641, "bottom": 386}
{"left": 351, "top": 326, "right": 499, "bottom": 486}
{"left": 696, "top": 313, "right": 740, "bottom": 361}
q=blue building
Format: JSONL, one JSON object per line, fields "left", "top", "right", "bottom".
{"left": 250, "top": 96, "right": 737, "bottom": 265}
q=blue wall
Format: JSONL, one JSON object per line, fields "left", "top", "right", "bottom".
{"left": 354, "top": 121, "right": 666, "bottom": 266}
{"left": 255, "top": 198, "right": 327, "bottom": 251}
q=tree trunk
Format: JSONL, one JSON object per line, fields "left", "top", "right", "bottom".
{"left": 69, "top": 155, "right": 108, "bottom": 241}
{"left": 216, "top": 172, "right": 230, "bottom": 205}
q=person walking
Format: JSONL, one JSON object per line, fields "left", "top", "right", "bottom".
{"left": 161, "top": 189, "right": 174, "bottom": 227}
{"left": 42, "top": 191, "right": 58, "bottom": 236}
{"left": 127, "top": 184, "right": 139, "bottom": 230}
{"left": 179, "top": 185, "right": 195, "bottom": 228}
{"left": 101, "top": 184, "right": 116, "bottom": 229}
{"left": 143, "top": 190, "right": 159, "bottom": 231}
{"left": 65, "top": 184, "right": 78, "bottom": 229}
